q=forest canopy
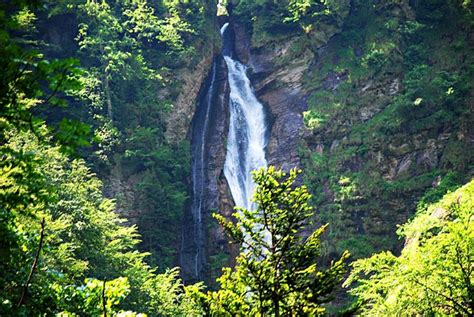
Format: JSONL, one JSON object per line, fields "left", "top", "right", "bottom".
{"left": 1, "top": 0, "right": 473, "bottom": 316}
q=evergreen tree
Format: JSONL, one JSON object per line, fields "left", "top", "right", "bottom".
{"left": 209, "top": 167, "right": 349, "bottom": 316}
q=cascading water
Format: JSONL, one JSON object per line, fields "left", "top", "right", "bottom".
{"left": 181, "top": 22, "right": 268, "bottom": 282}
{"left": 221, "top": 22, "right": 269, "bottom": 211}
{"left": 193, "top": 61, "right": 217, "bottom": 276}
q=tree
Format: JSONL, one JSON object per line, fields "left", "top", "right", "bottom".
{"left": 0, "top": 0, "right": 87, "bottom": 149}
{"left": 344, "top": 180, "right": 474, "bottom": 316}
{"left": 0, "top": 119, "right": 204, "bottom": 316}
{"left": 1, "top": 1, "right": 205, "bottom": 315}
{"left": 74, "top": 0, "right": 197, "bottom": 120}
{"left": 209, "top": 167, "right": 349, "bottom": 316}
{"left": 285, "top": 0, "right": 335, "bottom": 25}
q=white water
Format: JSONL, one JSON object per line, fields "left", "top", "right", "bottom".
{"left": 221, "top": 23, "right": 268, "bottom": 211}
{"left": 220, "top": 22, "right": 229, "bottom": 36}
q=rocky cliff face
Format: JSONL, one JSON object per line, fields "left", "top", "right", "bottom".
{"left": 243, "top": 29, "right": 311, "bottom": 171}
{"left": 298, "top": 0, "right": 474, "bottom": 260}
{"left": 194, "top": 15, "right": 351, "bottom": 280}
{"left": 231, "top": 22, "right": 311, "bottom": 172}
{"left": 188, "top": 16, "right": 348, "bottom": 281}
{"left": 101, "top": 20, "right": 224, "bottom": 270}
{"left": 180, "top": 54, "right": 232, "bottom": 283}
{"left": 164, "top": 48, "right": 219, "bottom": 143}
{"left": 105, "top": 44, "right": 218, "bottom": 223}
{"left": 176, "top": 1, "right": 474, "bottom": 288}
{"left": 229, "top": 0, "right": 350, "bottom": 172}
{"left": 214, "top": 1, "right": 473, "bottom": 266}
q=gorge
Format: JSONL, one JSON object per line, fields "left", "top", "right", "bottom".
{"left": 2, "top": 1, "right": 473, "bottom": 314}
{"left": 180, "top": 0, "right": 474, "bottom": 283}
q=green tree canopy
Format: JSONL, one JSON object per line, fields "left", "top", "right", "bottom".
{"left": 344, "top": 180, "right": 474, "bottom": 316}
{"left": 0, "top": 1, "right": 204, "bottom": 314}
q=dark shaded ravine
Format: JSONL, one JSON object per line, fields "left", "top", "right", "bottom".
{"left": 179, "top": 41, "right": 231, "bottom": 282}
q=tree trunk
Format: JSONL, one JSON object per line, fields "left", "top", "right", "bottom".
{"left": 102, "top": 280, "right": 107, "bottom": 317}
{"left": 104, "top": 74, "right": 113, "bottom": 120}
{"left": 274, "top": 295, "right": 280, "bottom": 317}
{"left": 17, "top": 218, "right": 45, "bottom": 307}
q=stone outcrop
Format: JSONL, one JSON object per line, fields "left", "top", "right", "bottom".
{"left": 164, "top": 47, "right": 219, "bottom": 143}
{"left": 199, "top": 55, "right": 233, "bottom": 279}
{"left": 232, "top": 22, "right": 309, "bottom": 171}
{"left": 180, "top": 53, "right": 233, "bottom": 283}
{"left": 104, "top": 44, "right": 220, "bottom": 226}
{"left": 231, "top": 15, "right": 349, "bottom": 172}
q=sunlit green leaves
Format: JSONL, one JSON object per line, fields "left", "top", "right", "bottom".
{"left": 0, "top": 125, "right": 201, "bottom": 315}
{"left": 303, "top": 110, "right": 326, "bottom": 130}
{"left": 54, "top": 277, "right": 130, "bottom": 315}
{"left": 345, "top": 181, "right": 474, "bottom": 316}
{"left": 285, "top": 0, "right": 334, "bottom": 25}
{"left": 12, "top": 7, "right": 37, "bottom": 31}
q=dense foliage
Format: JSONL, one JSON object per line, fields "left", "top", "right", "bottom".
{"left": 224, "top": 0, "right": 349, "bottom": 52}
{"left": 0, "top": 1, "right": 207, "bottom": 315}
{"left": 68, "top": 0, "right": 215, "bottom": 268}
{"left": 251, "top": 0, "right": 474, "bottom": 261}
{"left": 19, "top": 0, "right": 218, "bottom": 269}
{"left": 1, "top": 0, "right": 473, "bottom": 315}
{"left": 1, "top": 128, "right": 204, "bottom": 316}
{"left": 345, "top": 180, "right": 474, "bottom": 316}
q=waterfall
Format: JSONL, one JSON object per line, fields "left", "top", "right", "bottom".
{"left": 181, "top": 22, "right": 268, "bottom": 282}
{"left": 221, "top": 23, "right": 268, "bottom": 211}
{"left": 193, "top": 61, "right": 217, "bottom": 276}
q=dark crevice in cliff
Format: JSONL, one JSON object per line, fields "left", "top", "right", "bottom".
{"left": 180, "top": 50, "right": 231, "bottom": 283}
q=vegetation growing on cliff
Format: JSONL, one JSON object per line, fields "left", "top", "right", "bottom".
{"left": 3, "top": 0, "right": 217, "bottom": 269}
{"left": 0, "top": 128, "right": 204, "bottom": 316}
{"left": 1, "top": 0, "right": 473, "bottom": 315}
{"left": 0, "top": 1, "right": 206, "bottom": 314}
{"left": 232, "top": 0, "right": 473, "bottom": 261}
{"left": 217, "top": 0, "right": 474, "bottom": 313}
{"left": 299, "top": 0, "right": 473, "bottom": 261}
{"left": 68, "top": 0, "right": 215, "bottom": 268}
